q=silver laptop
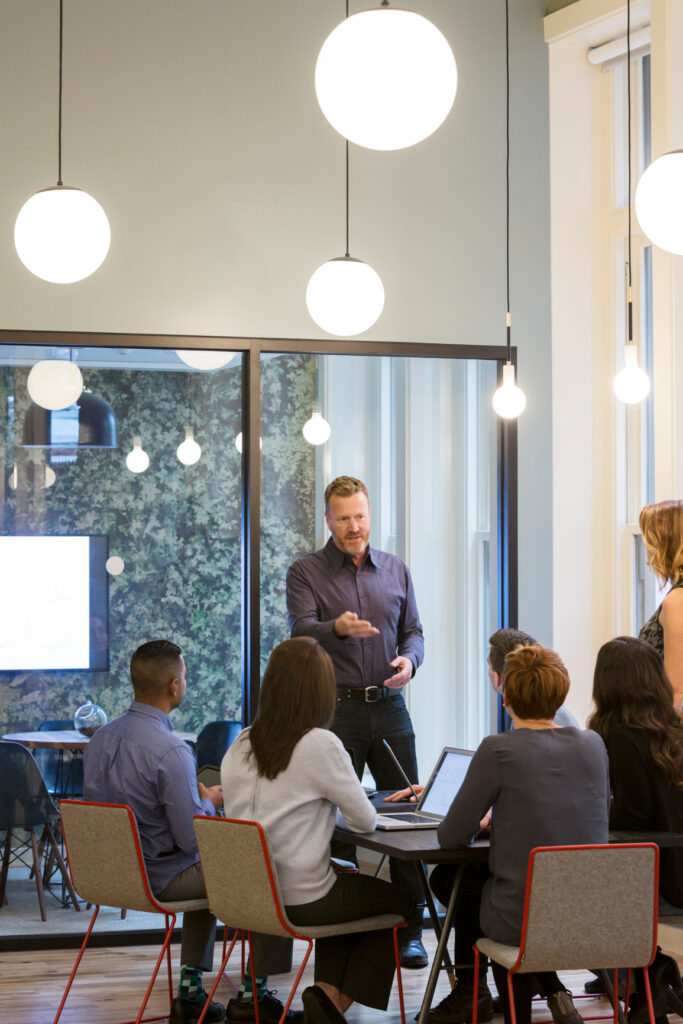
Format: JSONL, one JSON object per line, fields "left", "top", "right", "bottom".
{"left": 375, "top": 746, "right": 474, "bottom": 830}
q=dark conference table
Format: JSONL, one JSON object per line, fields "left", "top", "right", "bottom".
{"left": 336, "top": 793, "right": 683, "bottom": 1024}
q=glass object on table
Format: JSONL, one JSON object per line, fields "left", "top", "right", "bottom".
{"left": 73, "top": 700, "right": 107, "bottom": 737}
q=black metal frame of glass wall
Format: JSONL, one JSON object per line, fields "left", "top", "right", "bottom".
{"left": 0, "top": 331, "right": 518, "bottom": 728}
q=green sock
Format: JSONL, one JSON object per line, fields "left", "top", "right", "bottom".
{"left": 179, "top": 964, "right": 204, "bottom": 1001}
{"left": 238, "top": 974, "right": 268, "bottom": 1002}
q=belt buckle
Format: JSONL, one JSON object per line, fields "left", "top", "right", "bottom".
{"left": 364, "top": 685, "right": 380, "bottom": 703}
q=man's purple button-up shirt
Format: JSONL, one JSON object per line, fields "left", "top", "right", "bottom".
{"left": 83, "top": 701, "right": 213, "bottom": 893}
{"left": 286, "top": 538, "right": 424, "bottom": 688}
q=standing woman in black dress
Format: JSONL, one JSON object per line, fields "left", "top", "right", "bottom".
{"left": 639, "top": 501, "right": 683, "bottom": 708}
{"left": 589, "top": 636, "right": 683, "bottom": 1021}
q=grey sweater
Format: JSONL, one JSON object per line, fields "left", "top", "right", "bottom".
{"left": 221, "top": 727, "right": 376, "bottom": 906}
{"left": 437, "top": 727, "right": 610, "bottom": 944}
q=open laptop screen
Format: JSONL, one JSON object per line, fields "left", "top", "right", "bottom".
{"left": 418, "top": 747, "right": 474, "bottom": 819}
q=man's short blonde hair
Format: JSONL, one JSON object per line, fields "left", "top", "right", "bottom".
{"left": 324, "top": 476, "right": 369, "bottom": 512}
{"left": 502, "top": 643, "right": 570, "bottom": 720}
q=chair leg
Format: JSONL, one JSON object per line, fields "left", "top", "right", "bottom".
{"left": 392, "top": 923, "right": 407, "bottom": 1024}
{"left": 640, "top": 965, "right": 657, "bottom": 1024}
{"left": 198, "top": 928, "right": 245, "bottom": 1024}
{"left": 44, "top": 824, "right": 80, "bottom": 911}
{"left": 133, "top": 911, "right": 178, "bottom": 1024}
{"left": 30, "top": 831, "right": 47, "bottom": 921}
{"left": 473, "top": 947, "right": 481, "bottom": 1024}
{"left": 165, "top": 914, "right": 175, "bottom": 1010}
{"left": 0, "top": 829, "right": 12, "bottom": 907}
{"left": 507, "top": 972, "right": 518, "bottom": 1024}
{"left": 53, "top": 905, "right": 101, "bottom": 1024}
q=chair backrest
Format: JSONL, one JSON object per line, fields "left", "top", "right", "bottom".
{"left": 59, "top": 800, "right": 168, "bottom": 915}
{"left": 0, "top": 740, "right": 59, "bottom": 829}
{"left": 194, "top": 816, "right": 294, "bottom": 938}
{"left": 195, "top": 721, "right": 242, "bottom": 770}
{"left": 517, "top": 844, "right": 658, "bottom": 973}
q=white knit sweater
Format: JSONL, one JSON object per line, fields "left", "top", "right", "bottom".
{"left": 220, "top": 727, "right": 376, "bottom": 906}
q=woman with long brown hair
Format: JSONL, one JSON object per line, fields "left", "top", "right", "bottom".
{"left": 221, "top": 637, "right": 414, "bottom": 1024}
{"left": 589, "top": 636, "right": 683, "bottom": 1021}
{"left": 639, "top": 500, "right": 683, "bottom": 707}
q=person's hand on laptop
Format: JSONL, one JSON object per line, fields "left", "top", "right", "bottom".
{"left": 384, "top": 784, "right": 425, "bottom": 803}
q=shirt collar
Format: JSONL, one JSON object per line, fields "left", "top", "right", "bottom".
{"left": 129, "top": 700, "right": 174, "bottom": 732}
{"left": 323, "top": 536, "right": 378, "bottom": 572}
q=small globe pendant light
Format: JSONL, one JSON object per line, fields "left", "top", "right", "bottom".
{"left": 635, "top": 150, "right": 683, "bottom": 255}
{"left": 315, "top": 2, "right": 457, "bottom": 151}
{"left": 492, "top": 0, "right": 526, "bottom": 420}
{"left": 126, "top": 437, "right": 150, "bottom": 474}
{"left": 303, "top": 409, "right": 332, "bottom": 445}
{"left": 307, "top": 140, "right": 384, "bottom": 336}
{"left": 14, "top": 0, "right": 110, "bottom": 283}
{"left": 613, "top": 0, "right": 650, "bottom": 404}
{"left": 177, "top": 427, "right": 202, "bottom": 466}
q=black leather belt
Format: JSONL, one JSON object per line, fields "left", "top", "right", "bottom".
{"left": 336, "top": 685, "right": 390, "bottom": 703}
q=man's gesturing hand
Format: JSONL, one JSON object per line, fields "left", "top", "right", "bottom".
{"left": 333, "top": 611, "right": 380, "bottom": 638}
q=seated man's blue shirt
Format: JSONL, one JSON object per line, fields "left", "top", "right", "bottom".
{"left": 83, "top": 701, "right": 213, "bottom": 893}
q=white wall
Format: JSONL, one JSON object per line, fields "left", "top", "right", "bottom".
{"left": 0, "top": 0, "right": 553, "bottom": 645}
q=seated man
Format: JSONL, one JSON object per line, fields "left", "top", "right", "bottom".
{"left": 84, "top": 640, "right": 294, "bottom": 1024}
{"left": 488, "top": 628, "right": 579, "bottom": 728}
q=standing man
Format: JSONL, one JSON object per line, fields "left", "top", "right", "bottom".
{"left": 286, "top": 476, "right": 427, "bottom": 968}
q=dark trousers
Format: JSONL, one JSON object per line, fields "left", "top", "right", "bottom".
{"left": 158, "top": 862, "right": 292, "bottom": 977}
{"left": 429, "top": 863, "right": 564, "bottom": 1024}
{"left": 286, "top": 872, "right": 415, "bottom": 1009}
{"left": 331, "top": 692, "right": 423, "bottom": 941}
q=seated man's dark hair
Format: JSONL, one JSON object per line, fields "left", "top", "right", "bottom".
{"left": 130, "top": 639, "right": 182, "bottom": 696}
{"left": 488, "top": 627, "right": 537, "bottom": 676}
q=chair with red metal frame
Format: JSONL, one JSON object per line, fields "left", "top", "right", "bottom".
{"left": 193, "top": 815, "right": 408, "bottom": 1024}
{"left": 53, "top": 800, "right": 210, "bottom": 1024}
{"left": 471, "top": 843, "right": 659, "bottom": 1024}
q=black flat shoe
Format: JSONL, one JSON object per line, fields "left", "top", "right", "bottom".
{"left": 170, "top": 994, "right": 226, "bottom": 1023}
{"left": 399, "top": 939, "right": 429, "bottom": 969}
{"left": 302, "top": 986, "right": 347, "bottom": 1024}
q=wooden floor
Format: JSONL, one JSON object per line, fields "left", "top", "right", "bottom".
{"left": 4, "top": 931, "right": 683, "bottom": 1024}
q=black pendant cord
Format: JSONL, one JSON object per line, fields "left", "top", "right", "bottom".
{"left": 627, "top": 0, "right": 633, "bottom": 345}
{"left": 345, "top": 140, "right": 350, "bottom": 257}
{"left": 345, "top": 0, "right": 350, "bottom": 258}
{"left": 505, "top": 0, "right": 511, "bottom": 362}
{"left": 58, "top": 0, "right": 63, "bottom": 186}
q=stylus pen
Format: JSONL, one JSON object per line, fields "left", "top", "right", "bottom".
{"left": 382, "top": 738, "right": 421, "bottom": 802}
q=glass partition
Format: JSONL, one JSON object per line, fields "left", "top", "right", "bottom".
{"left": 260, "top": 351, "right": 500, "bottom": 776}
{"left": 0, "top": 345, "right": 244, "bottom": 735}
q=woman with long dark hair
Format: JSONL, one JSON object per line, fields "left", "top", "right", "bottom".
{"left": 589, "top": 636, "right": 683, "bottom": 1021}
{"left": 639, "top": 500, "right": 683, "bottom": 708}
{"left": 221, "top": 637, "right": 414, "bottom": 1024}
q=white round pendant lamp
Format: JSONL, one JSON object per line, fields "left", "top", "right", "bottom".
{"left": 635, "top": 151, "right": 683, "bottom": 255}
{"left": 306, "top": 256, "right": 384, "bottom": 336}
{"left": 27, "top": 359, "right": 83, "bottom": 410}
{"left": 175, "top": 350, "right": 237, "bottom": 370}
{"left": 15, "top": 0, "right": 109, "bottom": 284}
{"left": 315, "top": 5, "right": 457, "bottom": 151}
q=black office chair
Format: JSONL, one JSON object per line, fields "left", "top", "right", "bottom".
{"left": 0, "top": 740, "right": 79, "bottom": 920}
{"left": 195, "top": 720, "right": 242, "bottom": 771}
{"left": 36, "top": 718, "right": 84, "bottom": 797}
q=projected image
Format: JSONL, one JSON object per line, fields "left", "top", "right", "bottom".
{"left": 0, "top": 536, "right": 108, "bottom": 671}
